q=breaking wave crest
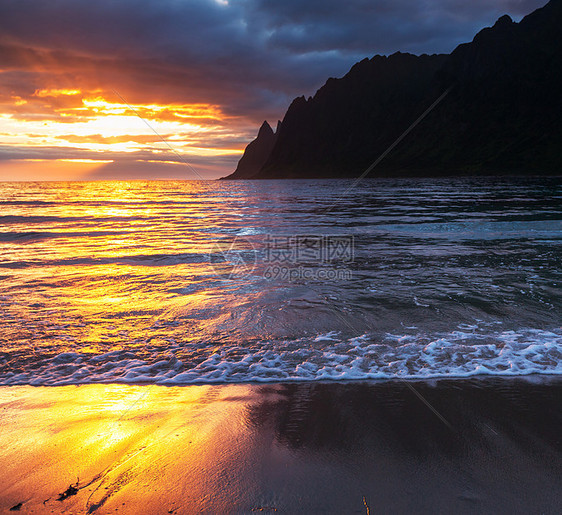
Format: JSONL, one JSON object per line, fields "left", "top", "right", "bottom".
{"left": 2, "top": 327, "right": 561, "bottom": 386}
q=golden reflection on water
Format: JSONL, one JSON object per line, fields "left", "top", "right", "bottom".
{"left": 1, "top": 181, "right": 262, "bottom": 357}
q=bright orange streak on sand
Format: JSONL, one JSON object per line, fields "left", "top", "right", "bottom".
{"left": 0, "top": 384, "right": 264, "bottom": 513}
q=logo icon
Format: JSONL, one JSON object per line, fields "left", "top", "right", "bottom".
{"left": 208, "top": 236, "right": 257, "bottom": 279}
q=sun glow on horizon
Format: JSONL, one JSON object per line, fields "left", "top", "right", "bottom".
{"left": 0, "top": 88, "right": 251, "bottom": 179}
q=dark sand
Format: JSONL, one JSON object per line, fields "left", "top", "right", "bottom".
{"left": 0, "top": 378, "right": 561, "bottom": 514}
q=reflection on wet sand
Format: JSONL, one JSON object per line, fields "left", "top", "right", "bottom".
{"left": 1, "top": 380, "right": 561, "bottom": 513}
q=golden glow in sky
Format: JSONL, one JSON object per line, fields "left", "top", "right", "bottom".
{"left": 0, "top": 88, "right": 253, "bottom": 180}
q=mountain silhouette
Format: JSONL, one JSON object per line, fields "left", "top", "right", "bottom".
{"left": 223, "top": 0, "right": 562, "bottom": 179}
{"left": 222, "top": 120, "right": 279, "bottom": 179}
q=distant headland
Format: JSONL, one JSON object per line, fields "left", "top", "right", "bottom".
{"left": 222, "top": 0, "right": 562, "bottom": 179}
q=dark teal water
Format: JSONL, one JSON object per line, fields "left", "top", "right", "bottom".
{"left": 0, "top": 177, "right": 561, "bottom": 384}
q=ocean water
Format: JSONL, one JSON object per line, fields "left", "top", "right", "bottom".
{"left": 0, "top": 178, "right": 561, "bottom": 385}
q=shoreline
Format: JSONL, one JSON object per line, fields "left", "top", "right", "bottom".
{"left": 3, "top": 371, "right": 562, "bottom": 388}
{"left": 1, "top": 378, "right": 561, "bottom": 513}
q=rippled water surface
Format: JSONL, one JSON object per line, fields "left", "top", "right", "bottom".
{"left": 0, "top": 178, "right": 561, "bottom": 384}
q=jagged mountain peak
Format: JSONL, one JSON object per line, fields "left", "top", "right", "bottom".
{"left": 226, "top": 0, "right": 562, "bottom": 180}
{"left": 258, "top": 120, "right": 274, "bottom": 136}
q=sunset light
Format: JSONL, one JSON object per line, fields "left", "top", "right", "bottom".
{"left": 1, "top": 0, "right": 561, "bottom": 513}
{"left": 0, "top": 88, "right": 251, "bottom": 180}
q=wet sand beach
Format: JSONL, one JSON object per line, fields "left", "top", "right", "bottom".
{"left": 1, "top": 379, "right": 561, "bottom": 514}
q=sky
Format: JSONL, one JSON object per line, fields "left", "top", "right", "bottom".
{"left": 0, "top": 0, "right": 547, "bottom": 180}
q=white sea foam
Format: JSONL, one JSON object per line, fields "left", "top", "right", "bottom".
{"left": 2, "top": 327, "right": 561, "bottom": 386}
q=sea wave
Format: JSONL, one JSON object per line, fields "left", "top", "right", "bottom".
{"left": 0, "top": 230, "right": 140, "bottom": 243}
{"left": 2, "top": 327, "right": 561, "bottom": 386}
{"left": 0, "top": 231, "right": 55, "bottom": 242}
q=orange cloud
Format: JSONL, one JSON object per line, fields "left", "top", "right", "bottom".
{"left": 0, "top": 87, "right": 250, "bottom": 179}
{"left": 0, "top": 38, "right": 276, "bottom": 179}
{"left": 34, "top": 88, "right": 82, "bottom": 97}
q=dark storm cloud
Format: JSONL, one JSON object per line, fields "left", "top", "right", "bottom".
{"left": 0, "top": 0, "right": 547, "bottom": 121}
{"left": 0, "top": 0, "right": 548, "bottom": 178}
{"left": 0, "top": 0, "right": 347, "bottom": 120}
{"left": 242, "top": 0, "right": 547, "bottom": 54}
